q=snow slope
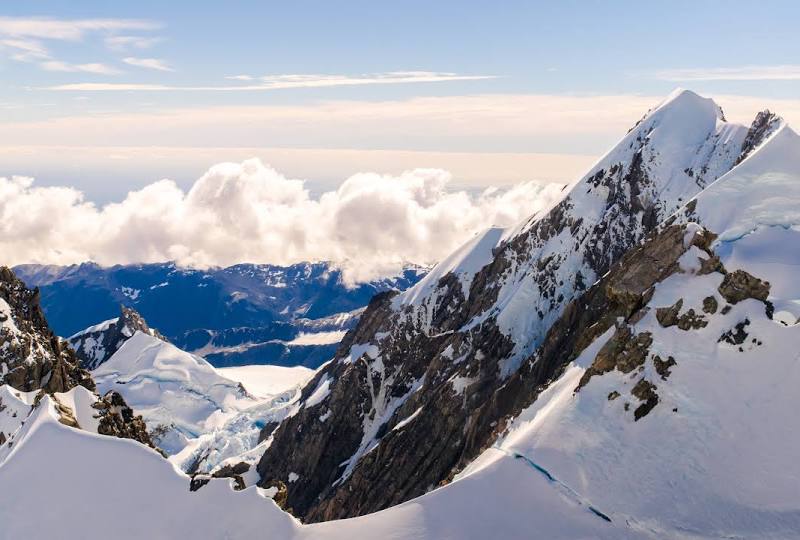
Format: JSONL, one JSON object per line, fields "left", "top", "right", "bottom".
{"left": 0, "top": 382, "right": 647, "bottom": 540}
{"left": 479, "top": 243, "right": 800, "bottom": 539}
{"left": 687, "top": 122, "right": 800, "bottom": 318}
{"left": 90, "top": 331, "right": 316, "bottom": 475}
{"left": 218, "top": 364, "right": 314, "bottom": 398}
{"left": 93, "top": 331, "right": 256, "bottom": 453}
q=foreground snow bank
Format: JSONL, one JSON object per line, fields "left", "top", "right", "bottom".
{"left": 0, "top": 380, "right": 643, "bottom": 539}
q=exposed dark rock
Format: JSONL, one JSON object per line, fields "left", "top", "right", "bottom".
{"left": 255, "top": 124, "right": 742, "bottom": 523}
{"left": 210, "top": 462, "right": 251, "bottom": 491}
{"left": 0, "top": 266, "right": 161, "bottom": 453}
{"left": 676, "top": 309, "right": 707, "bottom": 331}
{"left": 653, "top": 355, "right": 677, "bottom": 380}
{"left": 702, "top": 296, "right": 718, "bottom": 314}
{"left": 719, "top": 319, "right": 751, "bottom": 346}
{"left": 93, "top": 390, "right": 159, "bottom": 451}
{"left": 607, "top": 391, "right": 620, "bottom": 401}
{"left": 656, "top": 299, "right": 683, "bottom": 327}
{"left": 631, "top": 379, "right": 659, "bottom": 421}
{"left": 735, "top": 110, "right": 783, "bottom": 165}
{"left": 765, "top": 300, "right": 775, "bottom": 320}
{"left": 257, "top": 420, "right": 280, "bottom": 443}
{"left": 576, "top": 328, "right": 653, "bottom": 390}
{"left": 269, "top": 481, "right": 290, "bottom": 511}
{"left": 0, "top": 266, "right": 95, "bottom": 394}
{"left": 718, "top": 270, "right": 770, "bottom": 304}
{"left": 698, "top": 253, "right": 725, "bottom": 275}
{"left": 189, "top": 475, "right": 211, "bottom": 492}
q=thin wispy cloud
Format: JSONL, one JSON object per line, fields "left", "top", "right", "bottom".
{"left": 105, "top": 35, "right": 162, "bottom": 51}
{"left": 123, "top": 57, "right": 173, "bottom": 72}
{"left": 40, "top": 60, "right": 120, "bottom": 75}
{"left": 0, "top": 16, "right": 160, "bottom": 40}
{"left": 0, "top": 16, "right": 162, "bottom": 76}
{"left": 656, "top": 65, "right": 800, "bottom": 81}
{"left": 45, "top": 71, "right": 496, "bottom": 91}
{"left": 0, "top": 38, "right": 49, "bottom": 61}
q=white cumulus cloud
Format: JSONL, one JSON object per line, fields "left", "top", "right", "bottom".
{"left": 0, "top": 159, "right": 563, "bottom": 283}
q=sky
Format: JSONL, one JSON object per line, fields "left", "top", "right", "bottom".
{"left": 0, "top": 1, "right": 799, "bottom": 277}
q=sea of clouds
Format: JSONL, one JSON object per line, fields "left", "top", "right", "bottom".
{"left": 0, "top": 158, "right": 564, "bottom": 283}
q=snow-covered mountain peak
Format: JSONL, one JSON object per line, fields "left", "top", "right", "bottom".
{"left": 69, "top": 304, "right": 166, "bottom": 370}
{"left": 255, "top": 91, "right": 800, "bottom": 523}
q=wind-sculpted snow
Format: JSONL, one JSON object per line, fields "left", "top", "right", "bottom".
{"left": 256, "top": 90, "right": 797, "bottom": 523}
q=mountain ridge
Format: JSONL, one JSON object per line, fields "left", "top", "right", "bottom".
{"left": 255, "top": 90, "right": 800, "bottom": 523}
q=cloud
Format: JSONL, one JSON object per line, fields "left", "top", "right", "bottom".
{"left": 123, "top": 57, "right": 173, "bottom": 72}
{"left": 0, "top": 16, "right": 161, "bottom": 75}
{"left": 7, "top": 92, "right": 799, "bottom": 156}
{"left": 40, "top": 60, "right": 121, "bottom": 75}
{"left": 44, "top": 71, "right": 496, "bottom": 91}
{"left": 0, "top": 16, "right": 160, "bottom": 40}
{"left": 225, "top": 74, "right": 254, "bottom": 81}
{"left": 0, "top": 94, "right": 658, "bottom": 152}
{"left": 656, "top": 65, "right": 800, "bottom": 81}
{"left": 0, "top": 159, "right": 564, "bottom": 283}
{"left": 105, "top": 35, "right": 161, "bottom": 51}
{"left": 0, "top": 38, "right": 49, "bottom": 61}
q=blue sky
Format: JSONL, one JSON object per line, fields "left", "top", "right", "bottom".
{"left": 1, "top": 1, "right": 799, "bottom": 201}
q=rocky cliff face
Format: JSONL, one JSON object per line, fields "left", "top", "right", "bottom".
{"left": 0, "top": 266, "right": 155, "bottom": 449}
{"left": 0, "top": 266, "right": 95, "bottom": 393}
{"left": 256, "top": 90, "right": 788, "bottom": 521}
{"left": 69, "top": 305, "right": 167, "bottom": 370}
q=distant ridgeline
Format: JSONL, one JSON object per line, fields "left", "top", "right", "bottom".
{"left": 14, "top": 262, "right": 426, "bottom": 368}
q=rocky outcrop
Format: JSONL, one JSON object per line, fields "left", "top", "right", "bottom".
{"left": 631, "top": 379, "right": 659, "bottom": 421}
{"left": 69, "top": 305, "right": 167, "bottom": 370}
{"left": 190, "top": 461, "right": 251, "bottom": 492}
{"left": 735, "top": 110, "right": 783, "bottom": 165}
{"left": 577, "top": 328, "right": 653, "bottom": 390}
{"left": 94, "top": 390, "right": 158, "bottom": 449}
{"left": 0, "top": 266, "right": 158, "bottom": 450}
{"left": 0, "top": 266, "right": 94, "bottom": 393}
{"left": 718, "top": 270, "right": 770, "bottom": 304}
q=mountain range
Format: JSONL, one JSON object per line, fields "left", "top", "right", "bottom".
{"left": 14, "top": 261, "right": 426, "bottom": 368}
{"left": 1, "top": 89, "right": 799, "bottom": 539}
